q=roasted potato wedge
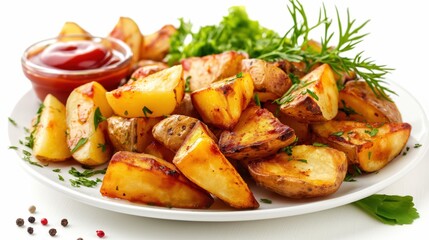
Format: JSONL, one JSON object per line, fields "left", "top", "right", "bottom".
{"left": 219, "top": 104, "right": 296, "bottom": 160}
{"left": 31, "top": 94, "right": 71, "bottom": 162}
{"left": 172, "top": 93, "right": 200, "bottom": 119}
{"left": 109, "top": 16, "right": 143, "bottom": 66}
{"left": 182, "top": 51, "right": 248, "bottom": 91}
{"left": 191, "top": 72, "right": 254, "bottom": 130}
{"left": 152, "top": 114, "right": 216, "bottom": 152}
{"left": 263, "top": 101, "right": 311, "bottom": 144}
{"left": 241, "top": 58, "right": 292, "bottom": 98}
{"left": 173, "top": 122, "right": 259, "bottom": 209}
{"left": 100, "top": 151, "right": 214, "bottom": 209}
{"left": 140, "top": 24, "right": 176, "bottom": 61}
{"left": 66, "top": 81, "right": 113, "bottom": 166}
{"left": 107, "top": 116, "right": 162, "bottom": 153}
{"left": 279, "top": 63, "right": 339, "bottom": 122}
{"left": 248, "top": 145, "right": 348, "bottom": 198}
{"left": 129, "top": 60, "right": 169, "bottom": 82}
{"left": 106, "top": 65, "right": 185, "bottom": 118}
{"left": 335, "top": 80, "right": 402, "bottom": 123}
{"left": 311, "top": 120, "right": 411, "bottom": 172}
{"left": 58, "top": 21, "right": 91, "bottom": 41}
{"left": 144, "top": 141, "right": 175, "bottom": 163}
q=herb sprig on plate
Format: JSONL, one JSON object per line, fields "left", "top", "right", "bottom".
{"left": 166, "top": 0, "right": 393, "bottom": 99}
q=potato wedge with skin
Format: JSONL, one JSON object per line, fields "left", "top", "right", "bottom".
{"left": 107, "top": 116, "right": 162, "bottom": 153}
{"left": 66, "top": 81, "right": 113, "bottom": 166}
{"left": 191, "top": 72, "right": 254, "bottom": 130}
{"left": 32, "top": 94, "right": 71, "bottom": 162}
{"left": 129, "top": 60, "right": 169, "bottom": 82}
{"left": 144, "top": 141, "right": 175, "bottom": 163}
{"left": 58, "top": 21, "right": 91, "bottom": 41}
{"left": 173, "top": 122, "right": 259, "bottom": 209}
{"left": 182, "top": 51, "right": 248, "bottom": 92}
{"left": 264, "top": 101, "right": 310, "bottom": 144}
{"left": 109, "top": 16, "right": 143, "bottom": 66}
{"left": 310, "top": 120, "right": 411, "bottom": 172}
{"left": 335, "top": 80, "right": 402, "bottom": 123}
{"left": 152, "top": 114, "right": 216, "bottom": 152}
{"left": 279, "top": 63, "right": 339, "bottom": 122}
{"left": 219, "top": 105, "right": 296, "bottom": 160}
{"left": 140, "top": 24, "right": 176, "bottom": 61}
{"left": 106, "top": 65, "right": 185, "bottom": 118}
{"left": 172, "top": 93, "right": 201, "bottom": 119}
{"left": 248, "top": 145, "right": 348, "bottom": 198}
{"left": 100, "top": 151, "right": 214, "bottom": 209}
{"left": 241, "top": 59, "right": 292, "bottom": 98}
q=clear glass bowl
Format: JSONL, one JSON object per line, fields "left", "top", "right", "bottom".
{"left": 21, "top": 35, "right": 133, "bottom": 103}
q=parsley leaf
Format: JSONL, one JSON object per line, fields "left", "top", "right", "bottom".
{"left": 353, "top": 194, "right": 419, "bottom": 225}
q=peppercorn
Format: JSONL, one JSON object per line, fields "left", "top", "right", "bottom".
{"left": 27, "top": 227, "right": 34, "bottom": 234}
{"left": 96, "top": 230, "right": 105, "bottom": 238}
{"left": 28, "top": 205, "right": 36, "bottom": 213}
{"left": 16, "top": 218, "right": 24, "bottom": 227}
{"left": 49, "top": 228, "right": 57, "bottom": 236}
{"left": 41, "top": 217, "right": 48, "bottom": 225}
{"left": 28, "top": 216, "right": 35, "bottom": 223}
{"left": 61, "top": 218, "right": 68, "bottom": 227}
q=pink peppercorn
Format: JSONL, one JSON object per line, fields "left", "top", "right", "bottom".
{"left": 96, "top": 229, "right": 105, "bottom": 238}
{"left": 41, "top": 218, "right": 48, "bottom": 225}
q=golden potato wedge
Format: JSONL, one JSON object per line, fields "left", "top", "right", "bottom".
{"left": 248, "top": 145, "right": 348, "bottom": 198}
{"left": 109, "top": 16, "right": 143, "bottom": 66}
{"left": 57, "top": 21, "right": 91, "bottom": 41}
{"left": 100, "top": 151, "right": 214, "bottom": 209}
{"left": 107, "top": 116, "right": 162, "bottom": 153}
{"left": 152, "top": 114, "right": 216, "bottom": 152}
{"left": 310, "top": 120, "right": 411, "bottom": 172}
{"left": 182, "top": 51, "right": 248, "bottom": 92}
{"left": 335, "top": 80, "right": 402, "bottom": 123}
{"left": 278, "top": 63, "right": 339, "bottom": 122}
{"left": 106, "top": 65, "right": 185, "bottom": 118}
{"left": 172, "top": 93, "right": 201, "bottom": 119}
{"left": 31, "top": 94, "right": 71, "bottom": 162}
{"left": 66, "top": 81, "right": 113, "bottom": 166}
{"left": 241, "top": 58, "right": 292, "bottom": 98}
{"left": 263, "top": 101, "right": 310, "bottom": 144}
{"left": 219, "top": 104, "right": 296, "bottom": 160}
{"left": 173, "top": 122, "right": 259, "bottom": 209}
{"left": 191, "top": 72, "right": 254, "bottom": 130}
{"left": 144, "top": 141, "right": 175, "bottom": 163}
{"left": 140, "top": 24, "right": 176, "bottom": 61}
{"left": 129, "top": 60, "right": 169, "bottom": 82}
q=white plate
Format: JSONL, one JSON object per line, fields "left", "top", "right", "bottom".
{"left": 8, "top": 81, "right": 429, "bottom": 222}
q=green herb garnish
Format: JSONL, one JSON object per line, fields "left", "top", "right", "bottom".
{"left": 353, "top": 194, "right": 419, "bottom": 225}
{"left": 142, "top": 106, "right": 153, "bottom": 117}
{"left": 260, "top": 198, "right": 272, "bottom": 204}
{"left": 167, "top": 0, "right": 393, "bottom": 99}
{"left": 253, "top": 93, "right": 261, "bottom": 107}
{"left": 70, "top": 138, "right": 88, "bottom": 154}
{"left": 94, "top": 107, "right": 107, "bottom": 130}
{"left": 8, "top": 117, "right": 17, "bottom": 126}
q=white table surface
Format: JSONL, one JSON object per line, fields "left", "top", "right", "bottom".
{"left": 1, "top": 0, "right": 429, "bottom": 239}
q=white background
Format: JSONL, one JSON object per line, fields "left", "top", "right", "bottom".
{"left": 1, "top": 0, "right": 429, "bottom": 239}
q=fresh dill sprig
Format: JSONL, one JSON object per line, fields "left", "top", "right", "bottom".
{"left": 257, "top": 0, "right": 394, "bottom": 99}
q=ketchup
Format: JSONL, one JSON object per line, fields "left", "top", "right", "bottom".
{"left": 23, "top": 37, "right": 132, "bottom": 104}
{"left": 33, "top": 40, "right": 120, "bottom": 70}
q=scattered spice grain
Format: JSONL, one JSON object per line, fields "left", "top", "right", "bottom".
{"left": 28, "top": 216, "right": 35, "bottom": 223}
{"left": 16, "top": 218, "right": 24, "bottom": 227}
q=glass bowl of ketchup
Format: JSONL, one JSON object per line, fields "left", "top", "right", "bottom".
{"left": 21, "top": 35, "right": 133, "bottom": 103}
